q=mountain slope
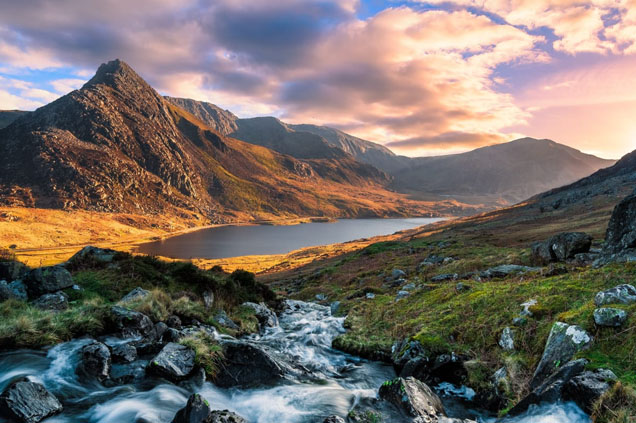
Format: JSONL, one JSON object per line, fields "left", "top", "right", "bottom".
{"left": 391, "top": 138, "right": 615, "bottom": 205}
{"left": 0, "top": 110, "right": 29, "bottom": 129}
{"left": 0, "top": 59, "right": 457, "bottom": 221}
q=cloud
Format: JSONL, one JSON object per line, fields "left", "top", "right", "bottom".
{"left": 0, "top": 76, "right": 59, "bottom": 109}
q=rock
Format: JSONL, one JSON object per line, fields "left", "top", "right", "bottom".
{"left": 0, "top": 280, "right": 19, "bottom": 301}
{"left": 120, "top": 287, "right": 150, "bottom": 303}
{"left": 167, "top": 315, "right": 182, "bottom": 329}
{"left": 33, "top": 291, "right": 69, "bottom": 311}
{"left": 315, "top": 293, "right": 327, "bottom": 301}
{"left": 563, "top": 369, "right": 617, "bottom": 413}
{"left": 530, "top": 322, "right": 592, "bottom": 389}
{"left": 378, "top": 377, "right": 445, "bottom": 421}
{"left": 431, "top": 273, "right": 458, "bottom": 282}
{"left": 480, "top": 265, "right": 539, "bottom": 279}
{"left": 604, "top": 192, "right": 636, "bottom": 253}
{"left": 391, "top": 339, "right": 426, "bottom": 371}
{"left": 171, "top": 393, "right": 211, "bottom": 423}
{"left": 110, "top": 360, "right": 146, "bottom": 385}
{"left": 418, "top": 255, "right": 446, "bottom": 268}
{"left": 392, "top": 269, "right": 406, "bottom": 279}
{"left": 395, "top": 290, "right": 410, "bottom": 301}
{"left": 498, "top": 327, "right": 515, "bottom": 351}
{"left": 213, "top": 310, "right": 239, "bottom": 330}
{"left": 202, "top": 290, "right": 214, "bottom": 310}
{"left": 8, "top": 280, "right": 28, "bottom": 300}
{"left": 509, "top": 359, "right": 587, "bottom": 416}
{"left": 366, "top": 292, "right": 376, "bottom": 299}
{"left": 455, "top": 282, "right": 469, "bottom": 292}
{"left": 147, "top": 342, "right": 195, "bottom": 382}
{"left": 402, "top": 283, "right": 416, "bottom": 291}
{"left": 512, "top": 317, "right": 527, "bottom": 327}
{"left": 164, "top": 328, "right": 183, "bottom": 343}
{"left": 214, "top": 341, "right": 285, "bottom": 388}
{"left": 23, "top": 266, "right": 73, "bottom": 298}
{"left": 242, "top": 302, "right": 278, "bottom": 329}
{"left": 110, "top": 306, "right": 156, "bottom": 338}
{"left": 400, "top": 353, "right": 467, "bottom": 386}
{"left": 0, "top": 378, "right": 63, "bottom": 423}
{"left": 323, "top": 416, "right": 345, "bottom": 423}
{"left": 0, "top": 260, "right": 28, "bottom": 281}
{"left": 77, "top": 341, "right": 111, "bottom": 382}
{"left": 594, "top": 284, "right": 636, "bottom": 306}
{"left": 155, "top": 322, "right": 169, "bottom": 340}
{"left": 111, "top": 343, "right": 137, "bottom": 363}
{"left": 594, "top": 307, "right": 628, "bottom": 327}
{"left": 67, "top": 246, "right": 117, "bottom": 265}
{"left": 532, "top": 232, "right": 592, "bottom": 264}
{"left": 543, "top": 264, "right": 568, "bottom": 277}
{"left": 208, "top": 410, "right": 247, "bottom": 423}
{"left": 330, "top": 301, "right": 340, "bottom": 315}
{"left": 520, "top": 299, "right": 537, "bottom": 316}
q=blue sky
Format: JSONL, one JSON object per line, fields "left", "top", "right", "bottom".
{"left": 1, "top": 0, "right": 636, "bottom": 158}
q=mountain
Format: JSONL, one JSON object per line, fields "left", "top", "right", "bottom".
{"left": 0, "top": 110, "right": 29, "bottom": 129}
{"left": 0, "top": 59, "right": 457, "bottom": 221}
{"left": 390, "top": 138, "right": 615, "bottom": 205}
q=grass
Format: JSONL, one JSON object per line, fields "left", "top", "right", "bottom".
{"left": 591, "top": 383, "right": 636, "bottom": 423}
{"left": 179, "top": 330, "right": 224, "bottom": 377}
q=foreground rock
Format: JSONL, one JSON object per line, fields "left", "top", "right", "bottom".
{"left": 172, "top": 393, "right": 247, "bottom": 423}
{"left": 147, "top": 342, "right": 196, "bottom": 382}
{"left": 0, "top": 378, "right": 63, "bottom": 423}
{"left": 594, "top": 307, "right": 628, "bottom": 327}
{"left": 242, "top": 302, "right": 278, "bottom": 329}
{"left": 214, "top": 341, "right": 285, "bottom": 388}
{"left": 379, "top": 377, "right": 445, "bottom": 421}
{"left": 323, "top": 417, "right": 345, "bottom": 423}
{"left": 604, "top": 192, "right": 636, "bottom": 253}
{"left": 110, "top": 306, "right": 156, "bottom": 338}
{"left": 531, "top": 232, "right": 592, "bottom": 264}
{"left": 76, "top": 341, "right": 111, "bottom": 382}
{"left": 563, "top": 369, "right": 617, "bottom": 413}
{"left": 23, "top": 266, "right": 73, "bottom": 298}
{"left": 530, "top": 322, "right": 592, "bottom": 389}
{"left": 594, "top": 284, "right": 636, "bottom": 306}
{"left": 111, "top": 343, "right": 137, "bottom": 363}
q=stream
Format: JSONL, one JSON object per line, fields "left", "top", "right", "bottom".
{"left": 0, "top": 301, "right": 590, "bottom": 423}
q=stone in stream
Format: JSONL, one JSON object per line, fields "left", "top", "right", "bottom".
{"left": 593, "top": 307, "right": 628, "bottom": 327}
{"left": 323, "top": 417, "right": 345, "bottom": 423}
{"left": 378, "top": 377, "right": 446, "bottom": 421}
{"left": 241, "top": 301, "right": 278, "bottom": 329}
{"left": 594, "top": 284, "right": 636, "bottom": 306}
{"left": 147, "top": 342, "right": 196, "bottom": 382}
{"left": 172, "top": 393, "right": 248, "bottom": 423}
{"left": 563, "top": 368, "right": 617, "bottom": 413}
{"left": 33, "top": 291, "right": 69, "bottom": 311}
{"left": 530, "top": 322, "right": 592, "bottom": 390}
{"left": 111, "top": 343, "right": 137, "bottom": 363}
{"left": 23, "top": 265, "right": 73, "bottom": 298}
{"left": 110, "top": 306, "right": 156, "bottom": 338}
{"left": 214, "top": 341, "right": 285, "bottom": 388}
{"left": 0, "top": 378, "right": 63, "bottom": 423}
{"left": 330, "top": 301, "right": 340, "bottom": 316}
{"left": 76, "top": 341, "right": 112, "bottom": 382}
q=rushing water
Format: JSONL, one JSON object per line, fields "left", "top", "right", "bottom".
{"left": 0, "top": 301, "right": 590, "bottom": 423}
{"left": 135, "top": 218, "right": 446, "bottom": 259}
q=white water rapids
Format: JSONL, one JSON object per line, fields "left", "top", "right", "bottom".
{"left": 0, "top": 300, "right": 590, "bottom": 423}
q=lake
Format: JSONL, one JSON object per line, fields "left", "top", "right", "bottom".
{"left": 135, "top": 217, "right": 446, "bottom": 259}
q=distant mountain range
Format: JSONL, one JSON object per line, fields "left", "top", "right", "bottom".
{"left": 0, "top": 60, "right": 461, "bottom": 222}
{"left": 0, "top": 59, "right": 615, "bottom": 222}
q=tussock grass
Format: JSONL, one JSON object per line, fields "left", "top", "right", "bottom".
{"left": 178, "top": 330, "right": 224, "bottom": 377}
{"left": 591, "top": 383, "right": 636, "bottom": 423}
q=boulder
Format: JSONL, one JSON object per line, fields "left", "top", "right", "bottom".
{"left": 76, "top": 341, "right": 111, "bottom": 382}
{"left": 0, "top": 280, "right": 19, "bottom": 301}
{"left": 400, "top": 353, "right": 467, "bottom": 386}
{"left": 164, "top": 328, "right": 183, "bottom": 343}
{"left": 120, "top": 287, "right": 150, "bottom": 303}
{"left": 110, "top": 306, "right": 156, "bottom": 338}
{"left": 594, "top": 284, "right": 636, "bottom": 306}
{"left": 171, "top": 393, "right": 211, "bottom": 423}
{"left": 530, "top": 322, "right": 592, "bottom": 389}
{"left": 0, "top": 378, "right": 63, "bottom": 423}
{"left": 330, "top": 301, "right": 340, "bottom": 316}
{"left": 33, "top": 291, "right": 69, "bottom": 311}
{"left": 8, "top": 280, "right": 28, "bottom": 300}
{"left": 242, "top": 302, "right": 278, "bottom": 329}
{"left": 509, "top": 359, "right": 587, "bottom": 416}
{"left": 395, "top": 290, "right": 410, "bottom": 301}
{"left": 208, "top": 410, "right": 247, "bottom": 423}
{"left": 498, "top": 327, "right": 515, "bottom": 351}
{"left": 23, "top": 266, "right": 73, "bottom": 298}
{"left": 203, "top": 290, "right": 214, "bottom": 310}
{"left": 479, "top": 265, "right": 539, "bottom": 279}
{"left": 378, "top": 377, "right": 445, "bottom": 421}
{"left": 214, "top": 341, "right": 285, "bottom": 388}
{"left": 147, "top": 342, "right": 196, "bottom": 382}
{"left": 110, "top": 361, "right": 146, "bottom": 385}
{"left": 604, "top": 192, "right": 636, "bottom": 253}
{"left": 111, "top": 343, "right": 137, "bottom": 363}
{"left": 531, "top": 232, "right": 592, "bottom": 264}
{"left": 0, "top": 260, "right": 28, "bottom": 281}
{"left": 431, "top": 273, "right": 458, "bottom": 282}
{"left": 391, "top": 339, "right": 426, "bottom": 371}
{"left": 323, "top": 416, "right": 345, "bottom": 423}
{"left": 213, "top": 310, "right": 239, "bottom": 330}
{"left": 563, "top": 369, "right": 617, "bottom": 413}
{"left": 593, "top": 308, "right": 628, "bottom": 327}
{"left": 67, "top": 246, "right": 117, "bottom": 266}
{"left": 392, "top": 269, "right": 406, "bottom": 279}
{"left": 155, "top": 322, "right": 169, "bottom": 340}
{"left": 166, "top": 315, "right": 182, "bottom": 329}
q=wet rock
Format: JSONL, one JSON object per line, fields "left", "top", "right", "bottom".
{"left": 213, "top": 310, "right": 239, "bottom": 330}
{"left": 594, "top": 284, "right": 636, "bottom": 306}
{"left": 530, "top": 322, "right": 592, "bottom": 389}
{"left": 242, "top": 302, "right": 278, "bottom": 329}
{"left": 110, "top": 360, "right": 146, "bottom": 384}
{"left": 510, "top": 359, "right": 587, "bottom": 416}
{"left": 23, "top": 266, "right": 73, "bottom": 298}
{"left": 391, "top": 339, "right": 426, "bottom": 371}
{"left": 110, "top": 306, "right": 156, "bottom": 338}
{"left": 167, "top": 315, "right": 182, "bottom": 329}
{"left": 111, "top": 343, "right": 137, "bottom": 363}
{"left": 563, "top": 369, "right": 617, "bottom": 413}
{"left": 203, "top": 290, "right": 214, "bottom": 310}
{"left": 120, "top": 287, "right": 150, "bottom": 303}
{"left": 392, "top": 269, "right": 406, "bottom": 279}
{"left": 147, "top": 342, "right": 196, "bottom": 382}
{"left": 395, "top": 290, "right": 410, "bottom": 301}
{"left": 0, "top": 378, "right": 63, "bottom": 423}
{"left": 33, "top": 291, "right": 69, "bottom": 311}
{"left": 208, "top": 410, "right": 247, "bottom": 423}
{"left": 67, "top": 246, "right": 117, "bottom": 266}
{"left": 323, "top": 416, "right": 345, "bottom": 423}
{"left": 171, "top": 393, "right": 211, "bottom": 423}
{"left": 498, "top": 327, "right": 515, "bottom": 351}
{"left": 532, "top": 232, "right": 592, "bottom": 264}
{"left": 214, "top": 341, "right": 285, "bottom": 388}
{"left": 593, "top": 307, "right": 628, "bottom": 327}
{"left": 379, "top": 377, "right": 445, "bottom": 420}
{"left": 0, "top": 261, "right": 28, "bottom": 281}
{"left": 400, "top": 353, "right": 468, "bottom": 386}
{"left": 604, "top": 192, "right": 636, "bottom": 253}
{"left": 479, "top": 265, "right": 539, "bottom": 279}
{"left": 77, "top": 341, "right": 111, "bottom": 382}
{"left": 330, "top": 301, "right": 340, "bottom": 316}
{"left": 431, "top": 273, "right": 458, "bottom": 282}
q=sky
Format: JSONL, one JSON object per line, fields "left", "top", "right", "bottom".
{"left": 1, "top": 1, "right": 636, "bottom": 159}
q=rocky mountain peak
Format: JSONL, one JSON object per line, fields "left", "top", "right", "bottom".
{"left": 83, "top": 59, "right": 153, "bottom": 93}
